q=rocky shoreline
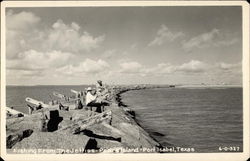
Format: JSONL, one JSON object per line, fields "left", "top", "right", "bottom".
{"left": 113, "top": 86, "right": 162, "bottom": 146}
{"left": 6, "top": 84, "right": 169, "bottom": 154}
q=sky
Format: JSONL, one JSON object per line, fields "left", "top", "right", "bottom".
{"left": 5, "top": 6, "right": 242, "bottom": 85}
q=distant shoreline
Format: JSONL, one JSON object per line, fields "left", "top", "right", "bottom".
{"left": 6, "top": 84, "right": 243, "bottom": 88}
{"left": 176, "top": 84, "right": 242, "bottom": 88}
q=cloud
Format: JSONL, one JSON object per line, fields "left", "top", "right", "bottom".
{"left": 102, "top": 49, "right": 117, "bottom": 59}
{"left": 56, "top": 58, "right": 110, "bottom": 75}
{"left": 6, "top": 10, "right": 41, "bottom": 59}
{"left": 182, "top": 29, "right": 219, "bottom": 51}
{"left": 46, "top": 19, "right": 105, "bottom": 53}
{"left": 141, "top": 60, "right": 208, "bottom": 76}
{"left": 216, "top": 62, "right": 242, "bottom": 75}
{"left": 6, "top": 11, "right": 105, "bottom": 60}
{"left": 182, "top": 29, "right": 239, "bottom": 51}
{"left": 215, "top": 38, "right": 239, "bottom": 47}
{"left": 148, "top": 25, "right": 184, "bottom": 46}
{"left": 80, "top": 59, "right": 110, "bottom": 73}
{"left": 6, "top": 69, "right": 44, "bottom": 81}
{"left": 149, "top": 61, "right": 241, "bottom": 76}
{"left": 7, "top": 50, "right": 74, "bottom": 70}
{"left": 118, "top": 60, "right": 208, "bottom": 76}
{"left": 177, "top": 60, "right": 208, "bottom": 73}
{"left": 218, "top": 62, "right": 241, "bottom": 70}
{"left": 143, "top": 63, "right": 176, "bottom": 75}
{"left": 6, "top": 10, "right": 41, "bottom": 31}
{"left": 117, "top": 59, "right": 215, "bottom": 78}
{"left": 17, "top": 70, "right": 43, "bottom": 77}
{"left": 148, "top": 26, "right": 239, "bottom": 50}
{"left": 119, "top": 61, "right": 143, "bottom": 73}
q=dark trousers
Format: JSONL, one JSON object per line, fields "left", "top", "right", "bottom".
{"left": 87, "top": 102, "right": 103, "bottom": 113}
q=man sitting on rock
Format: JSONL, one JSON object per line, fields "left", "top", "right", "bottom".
{"left": 85, "top": 87, "right": 105, "bottom": 114}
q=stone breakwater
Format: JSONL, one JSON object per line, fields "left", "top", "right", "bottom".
{"left": 6, "top": 85, "right": 167, "bottom": 154}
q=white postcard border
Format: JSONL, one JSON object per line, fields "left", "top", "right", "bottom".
{"left": 1, "top": 1, "right": 249, "bottom": 161}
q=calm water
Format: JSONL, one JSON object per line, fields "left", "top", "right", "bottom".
{"left": 122, "top": 87, "right": 243, "bottom": 152}
{"left": 6, "top": 86, "right": 243, "bottom": 152}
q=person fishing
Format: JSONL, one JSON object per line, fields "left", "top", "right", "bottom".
{"left": 95, "top": 80, "right": 110, "bottom": 100}
{"left": 96, "top": 80, "right": 105, "bottom": 96}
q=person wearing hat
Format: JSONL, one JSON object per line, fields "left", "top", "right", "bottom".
{"left": 85, "top": 87, "right": 103, "bottom": 114}
{"left": 85, "top": 87, "right": 96, "bottom": 105}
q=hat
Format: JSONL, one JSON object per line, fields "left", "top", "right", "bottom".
{"left": 86, "top": 87, "right": 92, "bottom": 91}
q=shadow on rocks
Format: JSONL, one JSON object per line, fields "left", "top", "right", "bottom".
{"left": 47, "top": 110, "right": 63, "bottom": 132}
{"left": 6, "top": 129, "right": 33, "bottom": 149}
{"left": 84, "top": 138, "right": 100, "bottom": 153}
{"left": 79, "top": 129, "right": 121, "bottom": 143}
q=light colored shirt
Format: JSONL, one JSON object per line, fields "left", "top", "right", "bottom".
{"left": 85, "top": 92, "right": 97, "bottom": 105}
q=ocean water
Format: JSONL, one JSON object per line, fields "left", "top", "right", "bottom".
{"left": 6, "top": 86, "right": 243, "bottom": 152}
{"left": 121, "top": 87, "right": 243, "bottom": 152}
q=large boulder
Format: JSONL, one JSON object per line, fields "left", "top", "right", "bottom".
{"left": 7, "top": 129, "right": 33, "bottom": 149}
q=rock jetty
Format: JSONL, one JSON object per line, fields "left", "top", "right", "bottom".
{"left": 6, "top": 84, "right": 170, "bottom": 154}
